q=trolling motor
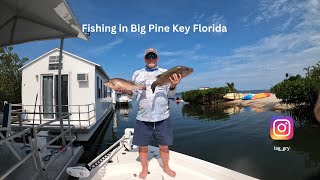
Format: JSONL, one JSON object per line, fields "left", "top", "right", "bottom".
{"left": 66, "top": 128, "right": 134, "bottom": 178}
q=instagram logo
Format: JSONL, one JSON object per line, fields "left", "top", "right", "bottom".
{"left": 270, "top": 116, "right": 294, "bottom": 140}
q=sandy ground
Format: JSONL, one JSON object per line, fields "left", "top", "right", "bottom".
{"left": 224, "top": 94, "right": 295, "bottom": 111}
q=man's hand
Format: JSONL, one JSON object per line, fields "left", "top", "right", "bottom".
{"left": 169, "top": 73, "right": 182, "bottom": 90}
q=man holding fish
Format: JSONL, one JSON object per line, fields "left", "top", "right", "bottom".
{"left": 105, "top": 48, "right": 193, "bottom": 179}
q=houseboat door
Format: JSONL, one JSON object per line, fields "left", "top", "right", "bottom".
{"left": 55, "top": 75, "right": 69, "bottom": 118}
{"left": 43, "top": 76, "right": 54, "bottom": 119}
{"left": 42, "top": 75, "right": 69, "bottom": 119}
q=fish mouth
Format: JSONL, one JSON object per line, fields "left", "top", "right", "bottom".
{"left": 187, "top": 67, "right": 194, "bottom": 73}
{"left": 105, "top": 81, "right": 114, "bottom": 87}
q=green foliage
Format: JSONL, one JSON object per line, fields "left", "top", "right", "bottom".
{"left": 182, "top": 87, "right": 229, "bottom": 104}
{"left": 270, "top": 78, "right": 320, "bottom": 106}
{"left": 286, "top": 74, "right": 302, "bottom": 81}
{"left": 271, "top": 62, "right": 320, "bottom": 109}
{"left": 0, "top": 47, "right": 28, "bottom": 111}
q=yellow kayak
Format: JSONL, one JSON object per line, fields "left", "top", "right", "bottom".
{"left": 223, "top": 93, "right": 246, "bottom": 100}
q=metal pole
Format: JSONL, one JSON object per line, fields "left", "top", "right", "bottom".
{"left": 58, "top": 38, "right": 66, "bottom": 146}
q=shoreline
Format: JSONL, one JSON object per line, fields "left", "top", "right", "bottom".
{"left": 222, "top": 94, "right": 295, "bottom": 111}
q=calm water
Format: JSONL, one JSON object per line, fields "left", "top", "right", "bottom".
{"left": 77, "top": 100, "right": 320, "bottom": 180}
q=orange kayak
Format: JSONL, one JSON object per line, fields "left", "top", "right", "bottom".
{"left": 251, "top": 93, "right": 270, "bottom": 100}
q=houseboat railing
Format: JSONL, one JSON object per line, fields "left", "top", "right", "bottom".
{"left": 0, "top": 103, "right": 76, "bottom": 179}
{"left": 10, "top": 102, "right": 105, "bottom": 129}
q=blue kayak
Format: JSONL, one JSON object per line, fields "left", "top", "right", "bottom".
{"left": 242, "top": 94, "right": 255, "bottom": 100}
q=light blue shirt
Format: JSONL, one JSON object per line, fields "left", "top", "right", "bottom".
{"left": 130, "top": 67, "right": 176, "bottom": 122}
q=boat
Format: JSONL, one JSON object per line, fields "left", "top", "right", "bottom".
{"left": 116, "top": 93, "right": 131, "bottom": 104}
{"left": 175, "top": 97, "right": 184, "bottom": 103}
{"left": 223, "top": 93, "right": 246, "bottom": 100}
{"left": 251, "top": 93, "right": 270, "bottom": 100}
{"left": 67, "top": 128, "right": 259, "bottom": 180}
{"left": 13, "top": 49, "right": 114, "bottom": 141}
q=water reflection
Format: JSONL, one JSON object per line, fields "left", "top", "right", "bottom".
{"left": 116, "top": 103, "right": 132, "bottom": 122}
{"left": 242, "top": 106, "right": 266, "bottom": 113}
{"left": 224, "top": 105, "right": 244, "bottom": 115}
{"left": 273, "top": 127, "right": 320, "bottom": 168}
{"left": 182, "top": 104, "right": 243, "bottom": 121}
{"left": 75, "top": 113, "right": 117, "bottom": 163}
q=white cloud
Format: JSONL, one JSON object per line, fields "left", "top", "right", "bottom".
{"left": 176, "top": 0, "right": 320, "bottom": 91}
{"left": 192, "top": 12, "right": 226, "bottom": 25}
{"left": 194, "top": 44, "right": 202, "bottom": 50}
{"left": 86, "top": 39, "right": 124, "bottom": 55}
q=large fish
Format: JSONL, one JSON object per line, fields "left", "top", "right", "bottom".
{"left": 104, "top": 78, "right": 146, "bottom": 91}
{"left": 151, "top": 66, "right": 193, "bottom": 93}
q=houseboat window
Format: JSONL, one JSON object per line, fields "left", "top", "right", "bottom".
{"left": 49, "top": 64, "right": 63, "bottom": 70}
{"left": 100, "top": 79, "right": 103, "bottom": 98}
{"left": 49, "top": 56, "right": 63, "bottom": 63}
{"left": 49, "top": 56, "right": 63, "bottom": 70}
{"left": 97, "top": 76, "right": 101, "bottom": 99}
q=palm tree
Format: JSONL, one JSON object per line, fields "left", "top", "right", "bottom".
{"left": 226, "top": 82, "right": 238, "bottom": 99}
{"left": 285, "top": 73, "right": 289, "bottom": 79}
{"left": 303, "top": 67, "right": 311, "bottom": 78}
{"left": 312, "top": 63, "right": 320, "bottom": 78}
{"left": 226, "top": 82, "right": 236, "bottom": 92}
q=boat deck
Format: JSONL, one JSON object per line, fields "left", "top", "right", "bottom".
{"left": 79, "top": 129, "right": 258, "bottom": 180}
{"left": 0, "top": 142, "right": 83, "bottom": 180}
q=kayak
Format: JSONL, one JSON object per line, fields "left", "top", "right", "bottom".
{"left": 251, "top": 93, "right": 270, "bottom": 100}
{"left": 223, "top": 93, "right": 246, "bottom": 100}
{"left": 242, "top": 94, "right": 255, "bottom": 100}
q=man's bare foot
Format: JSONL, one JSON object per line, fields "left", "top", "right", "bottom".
{"left": 139, "top": 169, "right": 148, "bottom": 179}
{"left": 163, "top": 167, "right": 176, "bottom": 177}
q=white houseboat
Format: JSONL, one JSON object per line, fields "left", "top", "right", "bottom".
{"left": 16, "top": 48, "right": 114, "bottom": 141}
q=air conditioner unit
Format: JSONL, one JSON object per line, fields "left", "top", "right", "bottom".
{"left": 77, "top": 73, "right": 88, "bottom": 81}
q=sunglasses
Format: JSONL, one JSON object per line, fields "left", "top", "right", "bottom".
{"left": 145, "top": 53, "right": 157, "bottom": 59}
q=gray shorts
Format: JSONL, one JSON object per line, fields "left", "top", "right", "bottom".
{"left": 132, "top": 117, "right": 173, "bottom": 146}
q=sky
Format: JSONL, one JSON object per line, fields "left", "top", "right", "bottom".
{"left": 13, "top": 0, "right": 320, "bottom": 92}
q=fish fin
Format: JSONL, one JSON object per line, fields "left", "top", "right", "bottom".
{"left": 151, "top": 82, "right": 156, "bottom": 93}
